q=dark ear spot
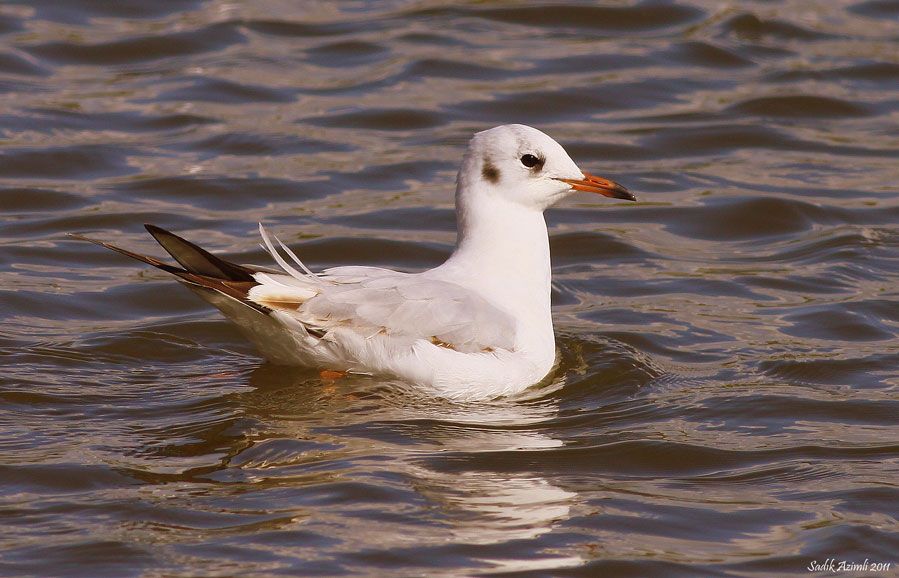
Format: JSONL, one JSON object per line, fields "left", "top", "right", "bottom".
{"left": 482, "top": 157, "right": 500, "bottom": 184}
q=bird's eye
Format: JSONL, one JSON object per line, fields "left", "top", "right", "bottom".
{"left": 520, "top": 154, "right": 541, "bottom": 168}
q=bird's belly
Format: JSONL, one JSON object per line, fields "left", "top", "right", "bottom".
{"left": 398, "top": 340, "right": 557, "bottom": 400}
{"left": 203, "top": 295, "right": 556, "bottom": 399}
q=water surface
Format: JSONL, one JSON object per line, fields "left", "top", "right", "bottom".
{"left": 1, "top": 1, "right": 897, "bottom": 576}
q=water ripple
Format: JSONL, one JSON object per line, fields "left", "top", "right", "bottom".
{"left": 0, "top": 1, "right": 896, "bottom": 576}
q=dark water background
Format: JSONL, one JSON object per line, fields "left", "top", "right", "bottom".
{"left": 1, "top": 1, "right": 898, "bottom": 576}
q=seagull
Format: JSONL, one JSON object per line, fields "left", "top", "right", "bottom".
{"left": 73, "top": 124, "right": 634, "bottom": 399}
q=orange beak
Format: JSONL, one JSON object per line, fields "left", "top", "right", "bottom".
{"left": 556, "top": 171, "right": 635, "bottom": 201}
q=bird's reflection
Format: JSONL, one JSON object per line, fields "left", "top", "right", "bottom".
{"left": 232, "top": 364, "right": 584, "bottom": 571}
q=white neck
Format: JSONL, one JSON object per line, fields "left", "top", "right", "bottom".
{"left": 433, "top": 182, "right": 554, "bottom": 353}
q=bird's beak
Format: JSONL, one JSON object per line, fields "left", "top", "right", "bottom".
{"left": 556, "top": 172, "right": 635, "bottom": 201}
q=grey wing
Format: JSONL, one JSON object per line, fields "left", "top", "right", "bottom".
{"left": 248, "top": 226, "right": 516, "bottom": 352}
{"left": 296, "top": 267, "right": 517, "bottom": 353}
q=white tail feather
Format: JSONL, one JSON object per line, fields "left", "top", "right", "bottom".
{"left": 274, "top": 233, "right": 317, "bottom": 277}
{"left": 258, "top": 223, "right": 311, "bottom": 282}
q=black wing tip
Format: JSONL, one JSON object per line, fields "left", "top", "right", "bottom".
{"left": 142, "top": 223, "right": 256, "bottom": 283}
{"left": 144, "top": 223, "right": 168, "bottom": 237}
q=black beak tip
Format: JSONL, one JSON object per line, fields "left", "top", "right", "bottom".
{"left": 615, "top": 186, "right": 637, "bottom": 202}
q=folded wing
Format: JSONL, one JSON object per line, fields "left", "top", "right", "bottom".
{"left": 249, "top": 227, "right": 516, "bottom": 353}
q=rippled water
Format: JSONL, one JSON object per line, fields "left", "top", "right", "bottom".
{"left": 1, "top": 1, "right": 897, "bottom": 576}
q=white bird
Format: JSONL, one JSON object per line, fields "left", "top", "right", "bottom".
{"left": 73, "top": 124, "right": 634, "bottom": 399}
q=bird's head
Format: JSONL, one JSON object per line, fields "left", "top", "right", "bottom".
{"left": 459, "top": 124, "right": 634, "bottom": 211}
